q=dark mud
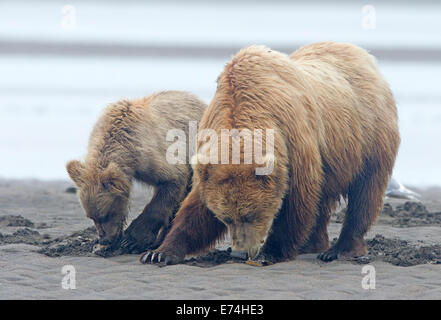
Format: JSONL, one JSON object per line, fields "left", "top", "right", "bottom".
{"left": 1, "top": 214, "right": 441, "bottom": 267}
{"left": 334, "top": 201, "right": 441, "bottom": 227}
{"left": 382, "top": 202, "right": 441, "bottom": 227}
{"left": 37, "top": 227, "right": 99, "bottom": 257}
{"left": 182, "top": 248, "right": 246, "bottom": 268}
{"left": 0, "top": 215, "right": 98, "bottom": 256}
{"left": 39, "top": 229, "right": 242, "bottom": 264}
{"left": 0, "top": 216, "right": 245, "bottom": 265}
{"left": 0, "top": 215, "right": 50, "bottom": 229}
{"left": 341, "top": 234, "right": 441, "bottom": 266}
{"left": 185, "top": 234, "right": 441, "bottom": 267}
{"left": 0, "top": 228, "right": 51, "bottom": 246}
{"left": 0, "top": 215, "right": 35, "bottom": 228}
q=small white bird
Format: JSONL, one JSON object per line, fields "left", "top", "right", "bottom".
{"left": 385, "top": 177, "right": 421, "bottom": 201}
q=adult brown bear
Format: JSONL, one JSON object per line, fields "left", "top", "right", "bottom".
{"left": 141, "top": 42, "right": 400, "bottom": 265}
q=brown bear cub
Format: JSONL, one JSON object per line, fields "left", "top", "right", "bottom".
{"left": 66, "top": 91, "right": 206, "bottom": 255}
{"left": 141, "top": 42, "right": 400, "bottom": 265}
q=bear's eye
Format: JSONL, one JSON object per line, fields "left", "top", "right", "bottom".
{"left": 223, "top": 217, "right": 233, "bottom": 225}
{"left": 217, "top": 176, "right": 233, "bottom": 185}
{"left": 101, "top": 181, "right": 116, "bottom": 191}
{"left": 242, "top": 214, "right": 255, "bottom": 223}
{"left": 95, "top": 213, "right": 111, "bottom": 224}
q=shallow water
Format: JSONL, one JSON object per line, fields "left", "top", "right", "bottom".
{"left": 1, "top": 1, "right": 440, "bottom": 48}
{"left": 0, "top": 1, "right": 440, "bottom": 186}
{"left": 0, "top": 55, "right": 440, "bottom": 186}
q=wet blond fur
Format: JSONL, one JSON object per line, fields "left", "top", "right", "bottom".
{"left": 67, "top": 91, "right": 206, "bottom": 250}
{"left": 154, "top": 42, "right": 400, "bottom": 263}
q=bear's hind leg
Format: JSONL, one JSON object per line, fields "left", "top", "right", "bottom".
{"left": 318, "top": 162, "right": 389, "bottom": 262}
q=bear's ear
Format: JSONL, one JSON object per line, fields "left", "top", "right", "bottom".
{"left": 66, "top": 160, "right": 85, "bottom": 186}
{"left": 100, "top": 162, "right": 129, "bottom": 196}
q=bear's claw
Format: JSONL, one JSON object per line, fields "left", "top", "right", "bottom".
{"left": 120, "top": 234, "right": 142, "bottom": 253}
{"left": 140, "top": 251, "right": 154, "bottom": 264}
{"left": 120, "top": 237, "right": 129, "bottom": 248}
{"left": 140, "top": 251, "right": 182, "bottom": 265}
{"left": 317, "top": 249, "right": 339, "bottom": 262}
{"left": 121, "top": 224, "right": 168, "bottom": 254}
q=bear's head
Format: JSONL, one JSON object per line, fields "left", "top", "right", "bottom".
{"left": 66, "top": 160, "right": 130, "bottom": 248}
{"left": 193, "top": 153, "right": 288, "bottom": 259}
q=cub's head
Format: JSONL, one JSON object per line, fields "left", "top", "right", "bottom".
{"left": 66, "top": 160, "right": 130, "bottom": 248}
{"left": 194, "top": 154, "right": 288, "bottom": 259}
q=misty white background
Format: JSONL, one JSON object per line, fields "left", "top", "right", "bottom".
{"left": 0, "top": 0, "right": 440, "bottom": 186}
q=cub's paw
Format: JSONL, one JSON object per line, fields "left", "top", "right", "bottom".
{"left": 93, "top": 244, "right": 116, "bottom": 257}
{"left": 120, "top": 227, "right": 163, "bottom": 254}
{"left": 120, "top": 232, "right": 145, "bottom": 254}
{"left": 139, "top": 250, "right": 184, "bottom": 265}
{"left": 121, "top": 222, "right": 168, "bottom": 254}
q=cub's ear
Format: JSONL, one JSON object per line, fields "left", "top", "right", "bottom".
{"left": 66, "top": 160, "right": 85, "bottom": 186}
{"left": 100, "top": 162, "right": 129, "bottom": 196}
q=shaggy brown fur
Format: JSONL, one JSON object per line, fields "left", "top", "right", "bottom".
{"left": 66, "top": 91, "right": 206, "bottom": 253}
{"left": 141, "top": 42, "right": 400, "bottom": 265}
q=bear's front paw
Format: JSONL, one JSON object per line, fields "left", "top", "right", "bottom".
{"left": 120, "top": 228, "right": 162, "bottom": 254}
{"left": 93, "top": 244, "right": 114, "bottom": 257}
{"left": 121, "top": 221, "right": 168, "bottom": 253}
{"left": 120, "top": 232, "right": 144, "bottom": 254}
{"left": 139, "top": 250, "right": 184, "bottom": 265}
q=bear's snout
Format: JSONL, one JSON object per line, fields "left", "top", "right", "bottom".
{"left": 230, "top": 250, "right": 248, "bottom": 260}
{"left": 97, "top": 229, "right": 122, "bottom": 248}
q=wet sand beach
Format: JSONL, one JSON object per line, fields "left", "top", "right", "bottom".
{"left": 1, "top": 179, "right": 440, "bottom": 299}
